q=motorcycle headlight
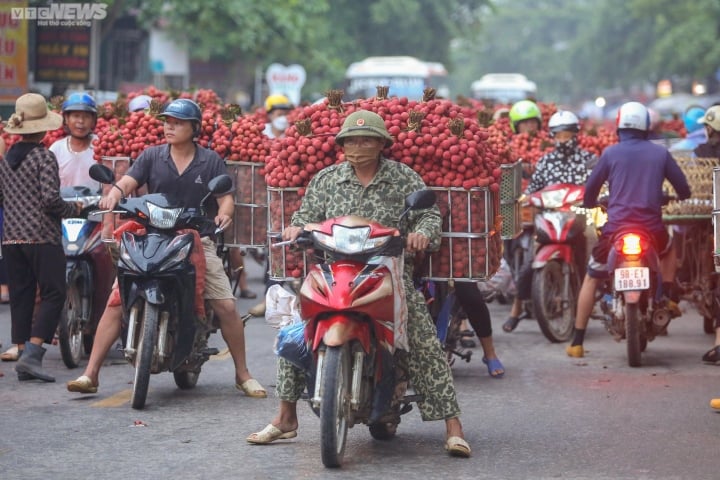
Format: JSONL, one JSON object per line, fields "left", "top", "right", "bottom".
{"left": 312, "top": 225, "right": 392, "bottom": 255}
{"left": 147, "top": 201, "right": 183, "bottom": 229}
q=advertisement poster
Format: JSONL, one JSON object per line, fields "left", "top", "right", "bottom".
{"left": 0, "top": 0, "right": 29, "bottom": 104}
{"left": 35, "top": 24, "right": 91, "bottom": 83}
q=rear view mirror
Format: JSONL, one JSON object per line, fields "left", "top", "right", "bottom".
{"left": 208, "top": 174, "right": 233, "bottom": 195}
{"left": 89, "top": 164, "right": 115, "bottom": 184}
{"left": 405, "top": 189, "right": 437, "bottom": 210}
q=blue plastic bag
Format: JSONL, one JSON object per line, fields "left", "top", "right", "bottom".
{"left": 275, "top": 321, "right": 312, "bottom": 372}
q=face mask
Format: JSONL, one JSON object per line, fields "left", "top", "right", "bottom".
{"left": 271, "top": 116, "right": 289, "bottom": 132}
{"left": 344, "top": 144, "right": 380, "bottom": 169}
{"left": 555, "top": 136, "right": 578, "bottom": 155}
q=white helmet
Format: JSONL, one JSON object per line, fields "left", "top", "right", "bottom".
{"left": 699, "top": 105, "right": 720, "bottom": 131}
{"left": 548, "top": 110, "right": 580, "bottom": 134}
{"left": 128, "top": 94, "right": 153, "bottom": 112}
{"left": 616, "top": 101, "right": 649, "bottom": 131}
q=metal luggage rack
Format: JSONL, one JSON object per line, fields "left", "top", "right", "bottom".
{"left": 225, "top": 161, "right": 268, "bottom": 248}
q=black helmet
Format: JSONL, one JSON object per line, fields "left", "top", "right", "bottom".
{"left": 159, "top": 99, "right": 202, "bottom": 122}
{"left": 62, "top": 92, "right": 97, "bottom": 114}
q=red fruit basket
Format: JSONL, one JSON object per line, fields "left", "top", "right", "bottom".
{"left": 225, "top": 161, "right": 267, "bottom": 248}
{"left": 423, "top": 187, "right": 502, "bottom": 281}
{"left": 267, "top": 187, "right": 317, "bottom": 281}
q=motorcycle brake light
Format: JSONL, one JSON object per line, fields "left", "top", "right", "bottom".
{"left": 617, "top": 233, "right": 643, "bottom": 255}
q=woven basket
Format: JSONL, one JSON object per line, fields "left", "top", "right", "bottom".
{"left": 664, "top": 156, "right": 719, "bottom": 216}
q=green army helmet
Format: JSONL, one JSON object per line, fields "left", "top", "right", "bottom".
{"left": 335, "top": 110, "right": 394, "bottom": 147}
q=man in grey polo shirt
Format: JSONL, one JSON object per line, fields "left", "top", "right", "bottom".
{"left": 67, "top": 99, "right": 266, "bottom": 398}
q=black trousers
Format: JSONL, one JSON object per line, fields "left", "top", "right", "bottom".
{"left": 4, "top": 243, "right": 66, "bottom": 345}
{"left": 454, "top": 281, "right": 493, "bottom": 338}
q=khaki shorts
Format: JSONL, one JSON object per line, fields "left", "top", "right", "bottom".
{"left": 201, "top": 237, "right": 234, "bottom": 300}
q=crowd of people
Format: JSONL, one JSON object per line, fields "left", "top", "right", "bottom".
{"left": 1, "top": 88, "right": 720, "bottom": 459}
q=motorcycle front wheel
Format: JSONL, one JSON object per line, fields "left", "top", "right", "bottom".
{"left": 58, "top": 283, "right": 84, "bottom": 369}
{"left": 532, "top": 261, "right": 576, "bottom": 343}
{"left": 625, "top": 303, "right": 642, "bottom": 367}
{"left": 132, "top": 300, "right": 158, "bottom": 409}
{"left": 320, "top": 344, "right": 351, "bottom": 468}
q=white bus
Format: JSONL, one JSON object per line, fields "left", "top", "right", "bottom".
{"left": 345, "top": 56, "right": 449, "bottom": 101}
{"left": 470, "top": 73, "right": 537, "bottom": 104}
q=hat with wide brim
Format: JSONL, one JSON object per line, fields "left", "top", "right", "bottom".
{"left": 3, "top": 93, "right": 63, "bottom": 134}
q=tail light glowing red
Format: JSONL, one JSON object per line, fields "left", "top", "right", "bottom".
{"left": 620, "top": 234, "right": 643, "bottom": 255}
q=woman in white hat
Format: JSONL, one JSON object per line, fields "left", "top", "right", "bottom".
{"left": 0, "top": 93, "right": 81, "bottom": 382}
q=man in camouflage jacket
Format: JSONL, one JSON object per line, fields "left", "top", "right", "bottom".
{"left": 247, "top": 110, "right": 471, "bottom": 458}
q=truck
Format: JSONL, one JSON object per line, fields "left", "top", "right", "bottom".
{"left": 470, "top": 73, "right": 537, "bottom": 105}
{"left": 345, "top": 56, "right": 449, "bottom": 101}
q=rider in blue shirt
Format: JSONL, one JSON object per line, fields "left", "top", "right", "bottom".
{"left": 566, "top": 101, "right": 690, "bottom": 358}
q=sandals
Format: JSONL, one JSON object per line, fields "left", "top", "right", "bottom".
{"left": 702, "top": 345, "right": 720, "bottom": 364}
{"left": 0, "top": 345, "right": 19, "bottom": 362}
{"left": 66, "top": 375, "right": 98, "bottom": 394}
{"left": 236, "top": 378, "right": 267, "bottom": 398}
{"left": 482, "top": 357, "right": 505, "bottom": 378}
{"left": 445, "top": 436, "right": 471, "bottom": 458}
{"left": 246, "top": 424, "right": 297, "bottom": 444}
{"left": 502, "top": 316, "right": 521, "bottom": 333}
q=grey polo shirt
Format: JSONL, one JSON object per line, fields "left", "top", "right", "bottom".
{"left": 127, "top": 144, "right": 230, "bottom": 218}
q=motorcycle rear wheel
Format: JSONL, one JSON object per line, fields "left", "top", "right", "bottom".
{"left": 532, "top": 261, "right": 576, "bottom": 343}
{"left": 132, "top": 301, "right": 158, "bottom": 409}
{"left": 320, "top": 344, "right": 351, "bottom": 468}
{"left": 625, "top": 303, "right": 642, "bottom": 367}
{"left": 58, "top": 284, "right": 84, "bottom": 369}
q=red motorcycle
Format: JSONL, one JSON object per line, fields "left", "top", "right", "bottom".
{"left": 526, "top": 183, "right": 586, "bottom": 342}
{"left": 278, "top": 190, "right": 435, "bottom": 468}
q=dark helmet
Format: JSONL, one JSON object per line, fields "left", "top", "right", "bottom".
{"left": 159, "top": 99, "right": 202, "bottom": 122}
{"left": 62, "top": 92, "right": 97, "bottom": 114}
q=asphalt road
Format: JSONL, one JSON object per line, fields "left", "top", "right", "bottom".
{"left": 1, "top": 259, "right": 720, "bottom": 479}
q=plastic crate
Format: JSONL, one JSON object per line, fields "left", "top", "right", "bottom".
{"left": 500, "top": 160, "right": 523, "bottom": 202}
{"left": 499, "top": 201, "right": 522, "bottom": 239}
{"left": 714, "top": 166, "right": 720, "bottom": 211}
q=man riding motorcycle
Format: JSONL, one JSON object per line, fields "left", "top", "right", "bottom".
{"left": 503, "top": 110, "right": 597, "bottom": 332}
{"left": 566, "top": 101, "right": 690, "bottom": 358}
{"left": 246, "top": 110, "right": 471, "bottom": 458}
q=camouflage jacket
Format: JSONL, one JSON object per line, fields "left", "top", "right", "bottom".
{"left": 291, "top": 157, "right": 441, "bottom": 252}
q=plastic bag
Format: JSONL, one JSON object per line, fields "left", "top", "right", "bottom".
{"left": 275, "top": 320, "right": 312, "bottom": 372}
{"left": 265, "top": 284, "right": 301, "bottom": 328}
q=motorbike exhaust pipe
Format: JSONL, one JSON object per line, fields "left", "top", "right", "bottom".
{"left": 157, "top": 311, "right": 170, "bottom": 359}
{"left": 350, "top": 350, "right": 364, "bottom": 410}
{"left": 125, "top": 303, "right": 141, "bottom": 358}
{"left": 311, "top": 349, "right": 326, "bottom": 409}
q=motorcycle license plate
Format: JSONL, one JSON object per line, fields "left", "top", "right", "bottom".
{"left": 614, "top": 267, "right": 650, "bottom": 291}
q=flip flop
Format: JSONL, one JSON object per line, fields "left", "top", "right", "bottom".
{"left": 246, "top": 424, "right": 297, "bottom": 444}
{"left": 236, "top": 378, "right": 267, "bottom": 398}
{"left": 445, "top": 436, "right": 471, "bottom": 458}
{"left": 502, "top": 316, "right": 521, "bottom": 333}
{"left": 482, "top": 357, "right": 505, "bottom": 378}
{"left": 0, "top": 345, "right": 19, "bottom": 362}
{"left": 66, "top": 375, "right": 98, "bottom": 394}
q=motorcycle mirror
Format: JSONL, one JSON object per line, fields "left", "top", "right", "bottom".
{"left": 405, "top": 189, "right": 436, "bottom": 210}
{"left": 208, "top": 174, "right": 233, "bottom": 195}
{"left": 89, "top": 164, "right": 115, "bottom": 184}
{"left": 200, "top": 174, "right": 234, "bottom": 209}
